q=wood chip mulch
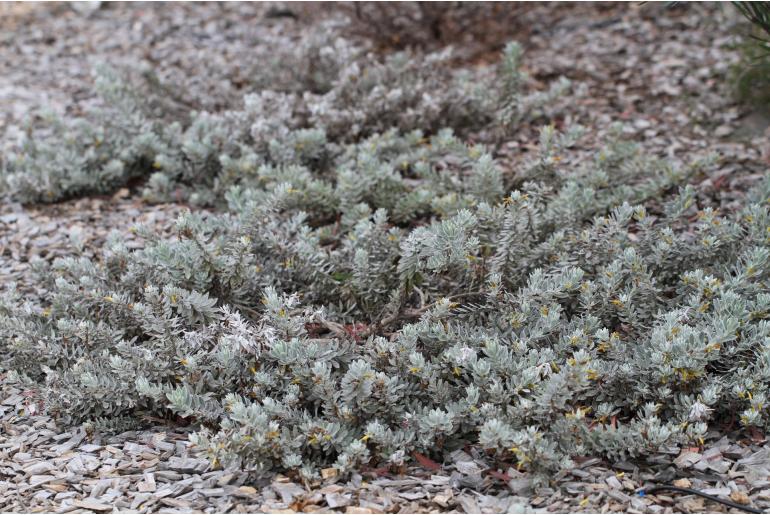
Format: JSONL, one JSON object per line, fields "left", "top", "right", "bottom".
{"left": 3, "top": 2, "right": 770, "bottom": 513}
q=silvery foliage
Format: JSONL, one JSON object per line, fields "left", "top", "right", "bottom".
{"left": 1, "top": 25, "right": 768, "bottom": 480}
{"left": 5, "top": 106, "right": 768, "bottom": 480}
{"left": 2, "top": 34, "right": 569, "bottom": 205}
{"left": 2, "top": 64, "right": 176, "bottom": 203}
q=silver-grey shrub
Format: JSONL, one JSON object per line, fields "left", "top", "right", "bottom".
{"left": 2, "top": 29, "right": 767, "bottom": 481}
{"left": 4, "top": 118, "right": 768, "bottom": 480}
{"left": 2, "top": 37, "right": 568, "bottom": 205}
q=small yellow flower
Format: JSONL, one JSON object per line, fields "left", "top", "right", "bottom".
{"left": 675, "top": 368, "right": 698, "bottom": 382}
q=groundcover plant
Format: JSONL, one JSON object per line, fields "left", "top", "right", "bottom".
{"left": 2, "top": 21, "right": 770, "bottom": 484}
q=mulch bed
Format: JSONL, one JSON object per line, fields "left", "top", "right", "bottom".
{"left": 2, "top": 2, "right": 770, "bottom": 513}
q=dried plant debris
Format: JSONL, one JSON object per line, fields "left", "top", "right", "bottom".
{"left": 2, "top": 383, "right": 770, "bottom": 514}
